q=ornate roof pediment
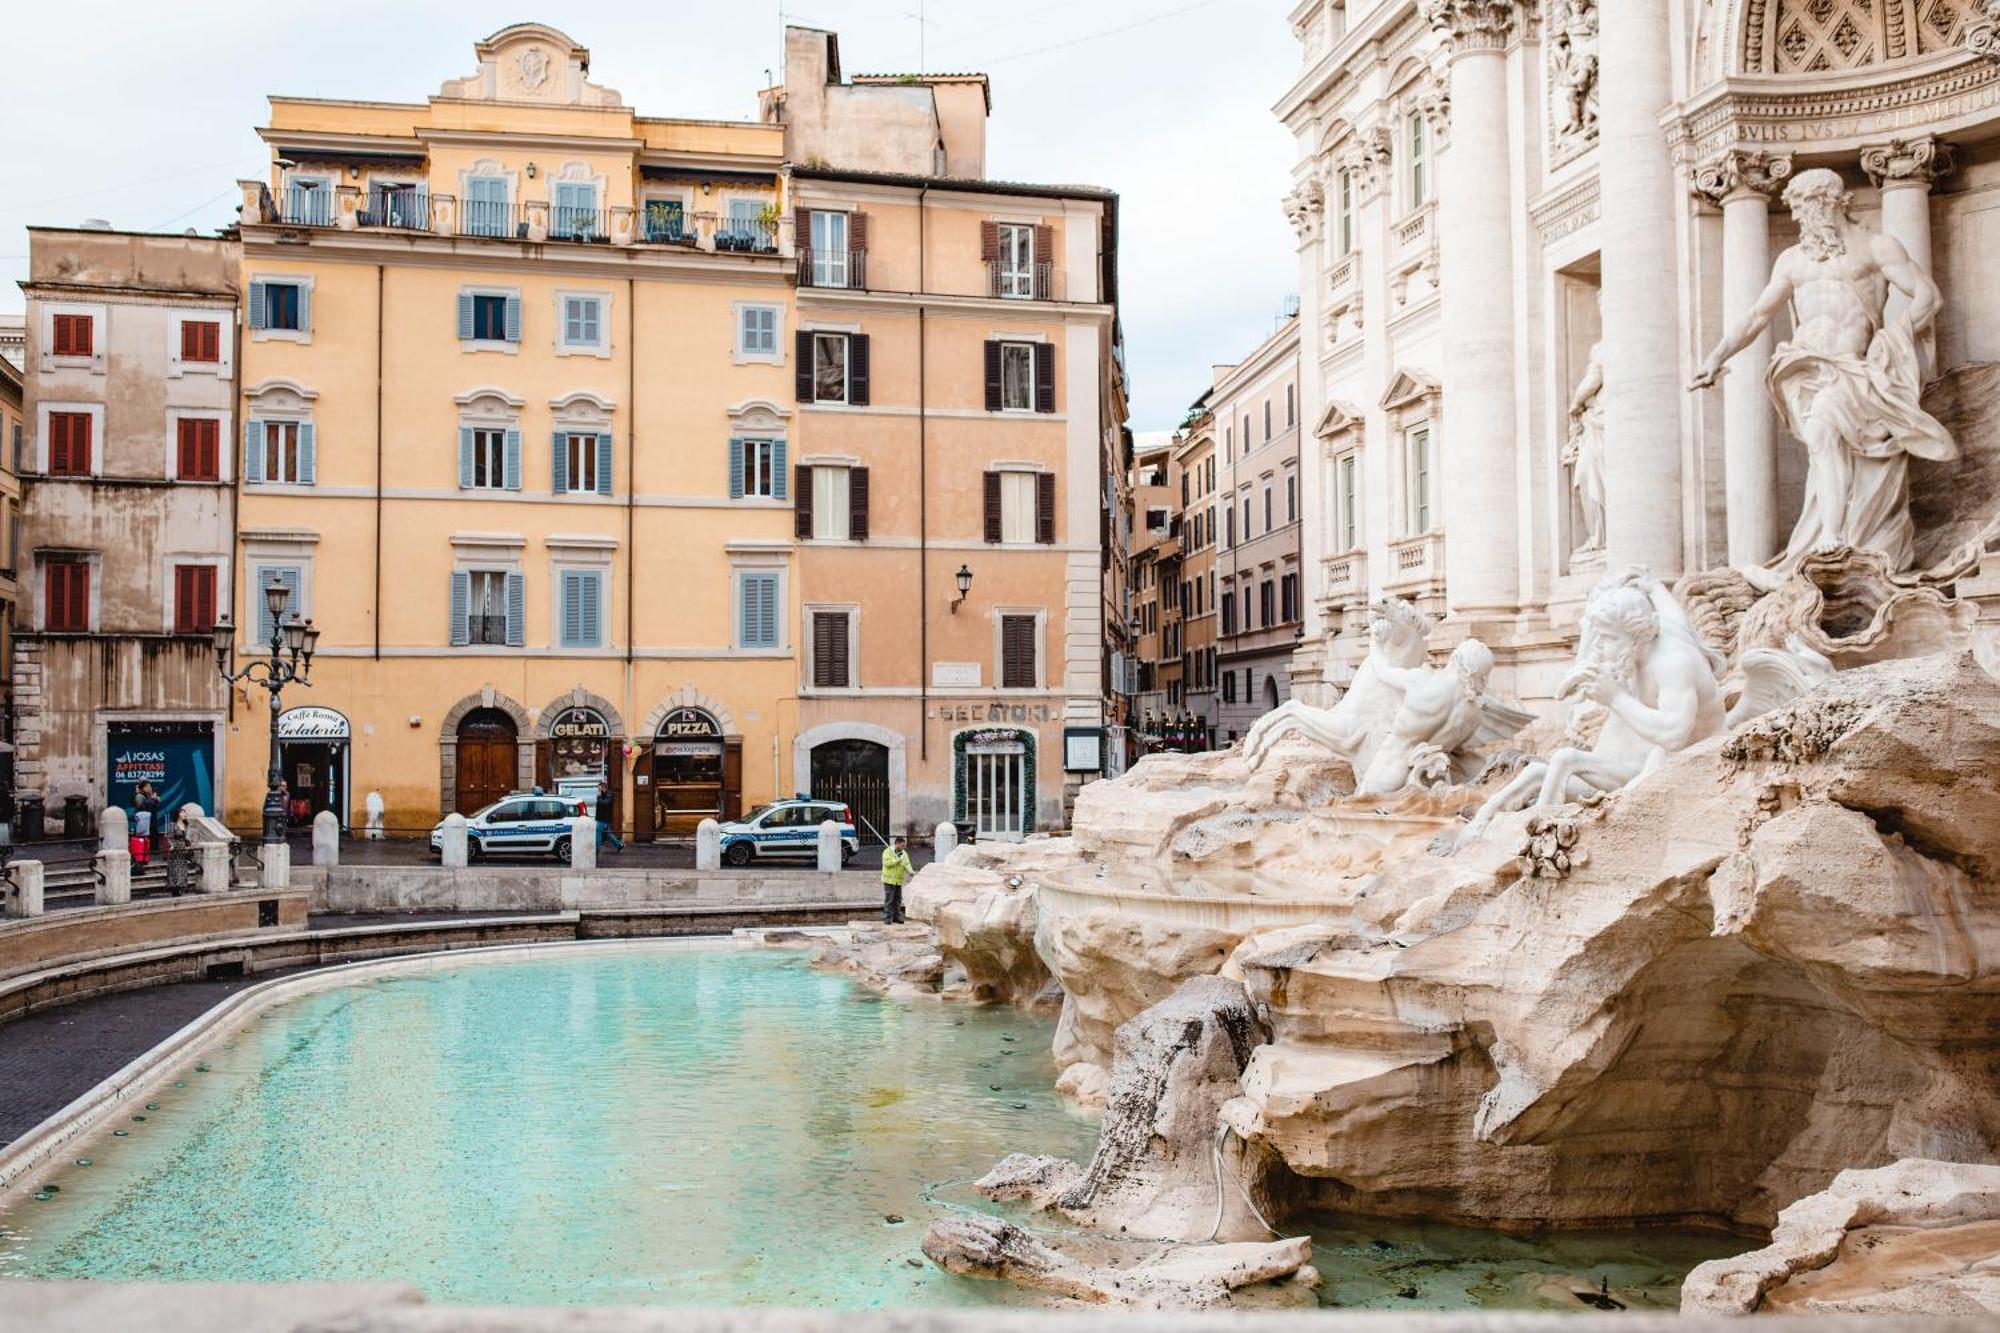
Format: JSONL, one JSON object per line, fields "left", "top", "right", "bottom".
{"left": 1380, "top": 368, "right": 1441, "bottom": 411}
{"left": 437, "top": 23, "right": 624, "bottom": 109}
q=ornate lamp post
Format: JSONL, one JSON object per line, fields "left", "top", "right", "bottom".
{"left": 212, "top": 580, "right": 319, "bottom": 848}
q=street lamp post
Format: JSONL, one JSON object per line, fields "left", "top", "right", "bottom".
{"left": 212, "top": 580, "right": 320, "bottom": 849}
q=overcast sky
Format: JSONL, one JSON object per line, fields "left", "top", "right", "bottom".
{"left": 1, "top": 0, "right": 1298, "bottom": 431}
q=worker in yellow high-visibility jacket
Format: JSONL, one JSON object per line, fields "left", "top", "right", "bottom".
{"left": 879, "top": 834, "right": 914, "bottom": 924}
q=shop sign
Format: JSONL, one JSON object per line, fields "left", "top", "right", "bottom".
{"left": 656, "top": 707, "right": 721, "bottom": 741}
{"left": 277, "top": 706, "right": 350, "bottom": 741}
{"left": 932, "top": 702, "right": 1054, "bottom": 725}
{"left": 1063, "top": 726, "right": 1104, "bottom": 773}
{"left": 654, "top": 742, "right": 717, "bottom": 756}
{"left": 550, "top": 707, "right": 611, "bottom": 739}
{"left": 931, "top": 661, "right": 980, "bottom": 688}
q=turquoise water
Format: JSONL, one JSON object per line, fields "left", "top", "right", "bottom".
{"left": 0, "top": 944, "right": 1738, "bottom": 1308}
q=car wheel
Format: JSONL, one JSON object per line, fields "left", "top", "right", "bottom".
{"left": 724, "top": 841, "right": 753, "bottom": 867}
{"left": 554, "top": 836, "right": 573, "bottom": 866}
{"left": 841, "top": 847, "right": 855, "bottom": 866}
{"left": 467, "top": 838, "right": 485, "bottom": 861}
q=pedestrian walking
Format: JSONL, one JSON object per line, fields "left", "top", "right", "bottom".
{"left": 596, "top": 778, "right": 624, "bottom": 854}
{"left": 879, "top": 834, "right": 914, "bottom": 924}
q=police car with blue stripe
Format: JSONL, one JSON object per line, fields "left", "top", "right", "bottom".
{"left": 719, "top": 798, "right": 859, "bottom": 867}
{"left": 430, "top": 793, "right": 590, "bottom": 863}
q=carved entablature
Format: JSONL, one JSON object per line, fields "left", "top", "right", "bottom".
{"left": 1692, "top": 148, "right": 1796, "bottom": 204}
{"left": 1334, "top": 124, "right": 1396, "bottom": 200}
{"left": 1530, "top": 174, "right": 1601, "bottom": 249}
{"left": 1973, "top": 0, "right": 2000, "bottom": 58}
{"left": 437, "top": 23, "right": 624, "bottom": 108}
{"left": 1420, "top": 0, "right": 1526, "bottom": 54}
{"left": 1858, "top": 134, "right": 1956, "bottom": 186}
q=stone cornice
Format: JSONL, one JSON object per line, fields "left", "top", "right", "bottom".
{"left": 1691, "top": 148, "right": 1795, "bottom": 206}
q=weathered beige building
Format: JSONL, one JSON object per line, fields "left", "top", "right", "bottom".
{"left": 0, "top": 353, "right": 20, "bottom": 805}
{"left": 16, "top": 228, "right": 238, "bottom": 826}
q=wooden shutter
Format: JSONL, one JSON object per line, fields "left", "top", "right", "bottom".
{"left": 849, "top": 212, "right": 868, "bottom": 287}
{"left": 771, "top": 439, "right": 789, "bottom": 499}
{"left": 53, "top": 314, "right": 92, "bottom": 357}
{"left": 793, "top": 208, "right": 810, "bottom": 268}
{"left": 848, "top": 466, "right": 869, "bottom": 542}
{"left": 174, "top": 565, "right": 216, "bottom": 634}
{"left": 503, "top": 294, "right": 522, "bottom": 342}
{"left": 178, "top": 417, "right": 219, "bottom": 480}
{"left": 248, "top": 281, "right": 268, "bottom": 331}
{"left": 633, "top": 748, "right": 655, "bottom": 842}
{"left": 1034, "top": 342, "right": 1056, "bottom": 413}
{"left": 49, "top": 412, "right": 90, "bottom": 475}
{"left": 727, "top": 438, "right": 744, "bottom": 499}
{"left": 457, "top": 292, "right": 475, "bottom": 341}
{"left": 847, "top": 334, "right": 870, "bottom": 406}
{"left": 813, "top": 611, "right": 850, "bottom": 688}
{"left": 794, "top": 465, "right": 813, "bottom": 539}
{"left": 1033, "top": 224, "right": 1054, "bottom": 299}
{"left": 46, "top": 561, "right": 88, "bottom": 632}
{"left": 244, "top": 419, "right": 264, "bottom": 483}
{"left": 721, "top": 739, "right": 743, "bottom": 821}
{"left": 980, "top": 220, "right": 1000, "bottom": 261}
{"left": 181, "top": 320, "right": 219, "bottom": 363}
{"left": 504, "top": 572, "right": 525, "bottom": 646}
{"left": 459, "top": 427, "right": 475, "bottom": 488}
{"left": 298, "top": 423, "right": 316, "bottom": 484}
{"left": 594, "top": 434, "right": 612, "bottom": 495}
{"left": 505, "top": 429, "right": 523, "bottom": 491}
{"left": 795, "top": 331, "right": 815, "bottom": 401}
{"left": 983, "top": 471, "right": 1002, "bottom": 543}
{"left": 449, "top": 571, "right": 470, "bottom": 646}
{"left": 1036, "top": 471, "right": 1056, "bottom": 544}
{"left": 1001, "top": 615, "right": 1035, "bottom": 688}
{"left": 983, "top": 340, "right": 1003, "bottom": 412}
{"left": 560, "top": 571, "right": 583, "bottom": 647}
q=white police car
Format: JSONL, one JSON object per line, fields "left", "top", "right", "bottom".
{"left": 719, "top": 798, "right": 859, "bottom": 867}
{"left": 430, "top": 793, "right": 591, "bottom": 863}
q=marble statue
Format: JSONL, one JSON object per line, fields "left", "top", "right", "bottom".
{"left": 1564, "top": 336, "right": 1606, "bottom": 553}
{"left": 1549, "top": 0, "right": 1599, "bottom": 141}
{"left": 1691, "top": 167, "right": 1958, "bottom": 586}
{"left": 1460, "top": 569, "right": 1724, "bottom": 843}
{"left": 1244, "top": 597, "right": 1433, "bottom": 780}
{"left": 1356, "top": 638, "right": 1531, "bottom": 796}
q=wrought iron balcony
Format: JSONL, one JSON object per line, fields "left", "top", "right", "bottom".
{"left": 715, "top": 217, "right": 778, "bottom": 254}
{"left": 796, "top": 247, "right": 867, "bottom": 290}
{"left": 986, "top": 259, "right": 1053, "bottom": 300}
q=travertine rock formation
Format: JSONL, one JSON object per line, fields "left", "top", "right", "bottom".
{"left": 1683, "top": 1158, "right": 2000, "bottom": 1315}
{"left": 907, "top": 841, "right": 1064, "bottom": 1008}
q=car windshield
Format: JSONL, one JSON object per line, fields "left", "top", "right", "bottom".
{"left": 466, "top": 801, "right": 509, "bottom": 822}
{"left": 741, "top": 804, "right": 773, "bottom": 823}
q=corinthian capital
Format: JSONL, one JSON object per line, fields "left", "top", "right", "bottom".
{"left": 1968, "top": 0, "right": 2000, "bottom": 60}
{"left": 1420, "top": 0, "right": 1524, "bottom": 54}
{"left": 1859, "top": 137, "right": 1955, "bottom": 191}
{"left": 1692, "top": 149, "right": 1794, "bottom": 206}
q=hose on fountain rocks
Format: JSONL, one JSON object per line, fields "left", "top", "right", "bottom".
{"left": 1205, "top": 1121, "right": 1280, "bottom": 1242}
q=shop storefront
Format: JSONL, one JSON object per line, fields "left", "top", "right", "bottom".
{"left": 106, "top": 721, "right": 216, "bottom": 823}
{"left": 538, "top": 704, "right": 621, "bottom": 830}
{"left": 951, "top": 725, "right": 1036, "bottom": 841}
{"left": 276, "top": 705, "right": 349, "bottom": 829}
{"left": 634, "top": 706, "right": 739, "bottom": 841}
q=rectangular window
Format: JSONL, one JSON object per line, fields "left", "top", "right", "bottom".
{"left": 45, "top": 559, "right": 89, "bottom": 632}
{"left": 173, "top": 564, "right": 217, "bottom": 635}
{"left": 565, "top": 432, "right": 597, "bottom": 493}
{"left": 552, "top": 182, "right": 598, "bottom": 239}
{"left": 997, "top": 223, "right": 1034, "bottom": 299}
{"left": 180, "top": 319, "right": 221, "bottom": 363}
{"left": 467, "top": 570, "right": 511, "bottom": 645}
{"left": 472, "top": 294, "right": 508, "bottom": 342}
{"left": 812, "top": 610, "right": 852, "bottom": 688}
{"left": 1264, "top": 400, "right": 1272, "bottom": 441}
{"left": 469, "top": 428, "right": 507, "bottom": 490}
{"left": 1286, "top": 470, "right": 1298, "bottom": 524}
{"left": 738, "top": 572, "right": 780, "bottom": 649}
{"left": 1408, "top": 425, "right": 1433, "bottom": 533}
{"left": 999, "top": 471, "right": 1038, "bottom": 545}
{"left": 263, "top": 421, "right": 304, "bottom": 484}
{"left": 177, "top": 417, "right": 221, "bottom": 481}
{"left": 262, "top": 282, "right": 302, "bottom": 332}
{"left": 739, "top": 304, "right": 779, "bottom": 358}
{"left": 1225, "top": 506, "right": 1235, "bottom": 549}
{"left": 810, "top": 211, "right": 849, "bottom": 288}
{"left": 1338, "top": 452, "right": 1359, "bottom": 550}
{"left": 812, "top": 333, "right": 849, "bottom": 403}
{"left": 251, "top": 565, "right": 303, "bottom": 644}
{"left": 1000, "top": 615, "right": 1037, "bottom": 688}
{"left": 465, "top": 176, "right": 509, "bottom": 236}
{"left": 1261, "top": 580, "right": 1276, "bottom": 627}
{"left": 1220, "top": 590, "right": 1235, "bottom": 637}
{"left": 561, "top": 295, "right": 602, "bottom": 350}
{"left": 1286, "top": 384, "right": 1295, "bottom": 429}
{"left": 559, "top": 570, "right": 604, "bottom": 649}
{"left": 811, "top": 466, "right": 851, "bottom": 541}
{"left": 738, "top": 438, "right": 781, "bottom": 498}
{"left": 1264, "top": 485, "right": 1274, "bottom": 533}
{"left": 1407, "top": 109, "right": 1430, "bottom": 206}
{"left": 1336, "top": 168, "right": 1355, "bottom": 256}
{"left": 999, "top": 342, "right": 1036, "bottom": 411}
{"left": 48, "top": 411, "right": 92, "bottom": 476}
{"left": 1281, "top": 571, "right": 1299, "bottom": 624}
{"left": 52, "top": 314, "right": 93, "bottom": 358}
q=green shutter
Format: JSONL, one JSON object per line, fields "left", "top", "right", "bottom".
{"left": 503, "top": 294, "right": 522, "bottom": 343}
{"left": 298, "top": 423, "right": 316, "bottom": 484}
{"left": 457, "top": 292, "right": 474, "bottom": 341}
{"left": 560, "top": 571, "right": 583, "bottom": 647}
{"left": 581, "top": 571, "right": 601, "bottom": 646}
{"left": 504, "top": 571, "right": 525, "bottom": 647}
{"left": 771, "top": 439, "right": 788, "bottom": 500}
{"left": 296, "top": 284, "right": 310, "bottom": 334}
{"left": 248, "top": 281, "right": 268, "bottom": 331}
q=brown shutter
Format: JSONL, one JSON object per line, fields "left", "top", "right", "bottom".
{"left": 794, "top": 207, "right": 809, "bottom": 274}
{"left": 848, "top": 465, "right": 869, "bottom": 541}
{"left": 983, "top": 340, "right": 1003, "bottom": 412}
{"left": 1034, "top": 342, "right": 1056, "bottom": 413}
{"left": 1036, "top": 471, "right": 1056, "bottom": 544}
{"left": 983, "top": 471, "right": 1002, "bottom": 543}
{"left": 633, "top": 749, "right": 655, "bottom": 842}
{"left": 795, "top": 330, "right": 814, "bottom": 401}
{"left": 722, "top": 739, "right": 743, "bottom": 821}
{"left": 1002, "top": 615, "right": 1035, "bottom": 688}
{"left": 535, "top": 741, "right": 553, "bottom": 795}
{"left": 847, "top": 333, "right": 870, "bottom": 406}
{"left": 1033, "top": 224, "right": 1054, "bottom": 299}
{"left": 980, "top": 220, "right": 1000, "bottom": 261}
{"left": 848, "top": 212, "right": 868, "bottom": 289}
{"left": 814, "top": 611, "right": 850, "bottom": 688}
{"left": 794, "top": 464, "right": 813, "bottom": 539}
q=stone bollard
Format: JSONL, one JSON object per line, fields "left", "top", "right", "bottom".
{"left": 7, "top": 860, "right": 45, "bottom": 918}
{"left": 259, "top": 840, "right": 290, "bottom": 889}
{"left": 816, "top": 819, "right": 842, "bottom": 873}
{"left": 99, "top": 806, "right": 130, "bottom": 853}
{"left": 569, "top": 815, "right": 597, "bottom": 871}
{"left": 439, "top": 813, "right": 469, "bottom": 869}
{"left": 312, "top": 810, "right": 340, "bottom": 867}
{"left": 695, "top": 818, "right": 721, "bottom": 871}
{"left": 95, "top": 848, "right": 132, "bottom": 905}
{"left": 199, "top": 842, "right": 231, "bottom": 894}
{"left": 935, "top": 821, "right": 958, "bottom": 860}
{"left": 364, "top": 791, "right": 386, "bottom": 840}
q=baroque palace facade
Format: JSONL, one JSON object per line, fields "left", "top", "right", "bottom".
{"left": 18, "top": 22, "right": 1128, "bottom": 842}
{"left": 1278, "top": 0, "right": 2000, "bottom": 700}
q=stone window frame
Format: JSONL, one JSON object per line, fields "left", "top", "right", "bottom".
{"left": 164, "top": 406, "right": 234, "bottom": 484}
{"left": 990, "top": 605, "right": 1049, "bottom": 693}
{"left": 1379, "top": 370, "right": 1441, "bottom": 539}
{"left": 35, "top": 401, "right": 104, "bottom": 478}
{"left": 548, "top": 535, "right": 616, "bottom": 652}
{"left": 802, "top": 600, "right": 862, "bottom": 694}
{"left": 554, "top": 287, "right": 612, "bottom": 358}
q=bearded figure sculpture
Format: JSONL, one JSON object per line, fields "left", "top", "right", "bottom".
{"left": 1691, "top": 168, "right": 1958, "bottom": 587}
{"left": 1459, "top": 569, "right": 1725, "bottom": 844}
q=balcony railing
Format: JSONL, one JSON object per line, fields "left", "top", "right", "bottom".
{"left": 1382, "top": 531, "right": 1445, "bottom": 595}
{"left": 796, "top": 247, "right": 867, "bottom": 290}
{"left": 986, "top": 259, "right": 1053, "bottom": 301}
{"left": 716, "top": 217, "right": 779, "bottom": 254}
{"left": 358, "top": 193, "right": 431, "bottom": 231}
{"left": 549, "top": 207, "right": 611, "bottom": 243}
{"left": 1322, "top": 550, "right": 1368, "bottom": 606}
{"left": 643, "top": 207, "right": 697, "bottom": 246}
{"left": 278, "top": 191, "right": 336, "bottom": 227}
{"left": 459, "top": 201, "right": 528, "bottom": 240}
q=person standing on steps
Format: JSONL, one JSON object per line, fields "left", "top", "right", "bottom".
{"left": 879, "top": 834, "right": 914, "bottom": 924}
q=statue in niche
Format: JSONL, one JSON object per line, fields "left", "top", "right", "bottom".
{"left": 1459, "top": 569, "right": 1724, "bottom": 844}
{"left": 1549, "top": 0, "right": 1599, "bottom": 141}
{"left": 1244, "top": 598, "right": 1529, "bottom": 791}
{"left": 1564, "top": 335, "right": 1607, "bottom": 554}
{"left": 1691, "top": 168, "right": 1959, "bottom": 589}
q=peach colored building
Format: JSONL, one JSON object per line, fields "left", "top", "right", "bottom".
{"left": 1171, "top": 406, "right": 1219, "bottom": 745}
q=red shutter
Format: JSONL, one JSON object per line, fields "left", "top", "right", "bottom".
{"left": 1034, "top": 343, "right": 1056, "bottom": 414}
{"left": 177, "top": 417, "right": 220, "bottom": 481}
{"left": 847, "top": 333, "right": 870, "bottom": 406}
{"left": 181, "top": 320, "right": 220, "bottom": 363}
{"left": 49, "top": 412, "right": 91, "bottom": 476}
{"left": 53, "top": 314, "right": 92, "bottom": 358}
{"left": 983, "top": 340, "right": 1003, "bottom": 412}
{"left": 980, "top": 220, "right": 1000, "bottom": 262}
{"left": 1036, "top": 472, "right": 1056, "bottom": 544}
{"left": 1033, "top": 224, "right": 1054, "bottom": 299}
{"left": 46, "top": 561, "right": 88, "bottom": 632}
{"left": 174, "top": 564, "right": 217, "bottom": 634}
{"left": 983, "top": 471, "right": 1002, "bottom": 543}
{"left": 795, "top": 330, "right": 815, "bottom": 401}
{"left": 848, "top": 465, "right": 869, "bottom": 542}
{"left": 794, "top": 464, "right": 813, "bottom": 539}
{"left": 848, "top": 212, "right": 868, "bottom": 289}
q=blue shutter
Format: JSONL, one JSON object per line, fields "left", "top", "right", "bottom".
{"left": 551, "top": 431, "right": 567, "bottom": 493}
{"left": 772, "top": 439, "right": 788, "bottom": 500}
{"left": 248, "top": 281, "right": 268, "bottom": 331}
{"left": 244, "top": 419, "right": 264, "bottom": 483}
{"left": 457, "top": 292, "right": 475, "bottom": 341}
{"left": 503, "top": 294, "right": 522, "bottom": 343}
{"left": 504, "top": 429, "right": 522, "bottom": 491}
{"left": 758, "top": 575, "right": 779, "bottom": 648}
{"left": 254, "top": 565, "right": 301, "bottom": 644}
{"left": 298, "top": 422, "right": 315, "bottom": 484}
{"left": 505, "top": 571, "right": 525, "bottom": 647}
{"left": 740, "top": 572, "right": 778, "bottom": 648}
{"left": 296, "top": 284, "right": 311, "bottom": 334}
{"left": 449, "top": 571, "right": 470, "bottom": 646}
{"left": 738, "top": 574, "right": 756, "bottom": 646}
{"left": 580, "top": 571, "right": 601, "bottom": 646}
{"left": 727, "top": 438, "right": 744, "bottom": 499}
{"left": 595, "top": 433, "right": 612, "bottom": 496}
{"left": 458, "top": 427, "right": 475, "bottom": 488}
{"left": 559, "top": 572, "right": 582, "bottom": 647}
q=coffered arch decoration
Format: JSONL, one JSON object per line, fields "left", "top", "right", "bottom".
{"left": 535, "top": 684, "right": 625, "bottom": 739}
{"left": 1737, "top": 0, "right": 1977, "bottom": 73}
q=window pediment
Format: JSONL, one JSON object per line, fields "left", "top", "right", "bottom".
{"left": 456, "top": 386, "right": 526, "bottom": 413}
{"left": 1314, "top": 398, "right": 1365, "bottom": 439}
{"left": 728, "top": 398, "right": 792, "bottom": 434}
{"left": 1379, "top": 369, "right": 1440, "bottom": 413}
{"left": 550, "top": 390, "right": 615, "bottom": 421}
{"left": 246, "top": 379, "right": 318, "bottom": 414}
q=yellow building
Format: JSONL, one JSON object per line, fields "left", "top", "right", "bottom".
{"left": 229, "top": 24, "right": 797, "bottom": 836}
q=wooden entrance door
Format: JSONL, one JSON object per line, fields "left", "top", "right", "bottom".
{"left": 455, "top": 708, "right": 519, "bottom": 814}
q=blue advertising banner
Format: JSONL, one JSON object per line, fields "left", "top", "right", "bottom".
{"left": 106, "top": 724, "right": 215, "bottom": 824}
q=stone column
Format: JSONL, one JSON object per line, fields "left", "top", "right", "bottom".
{"left": 1860, "top": 137, "right": 1951, "bottom": 354}
{"left": 259, "top": 841, "right": 290, "bottom": 890}
{"left": 1424, "top": 0, "right": 1524, "bottom": 616}
{"left": 1599, "top": 0, "right": 1684, "bottom": 577}
{"left": 1694, "top": 150, "right": 1793, "bottom": 567}
{"left": 438, "top": 813, "right": 469, "bottom": 870}
{"left": 95, "top": 849, "right": 132, "bottom": 906}
{"left": 695, "top": 818, "right": 721, "bottom": 871}
{"left": 8, "top": 860, "right": 45, "bottom": 918}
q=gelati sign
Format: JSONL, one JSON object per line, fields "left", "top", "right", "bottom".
{"left": 655, "top": 706, "right": 721, "bottom": 741}
{"left": 276, "top": 706, "right": 350, "bottom": 741}
{"left": 549, "top": 706, "right": 610, "bottom": 739}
